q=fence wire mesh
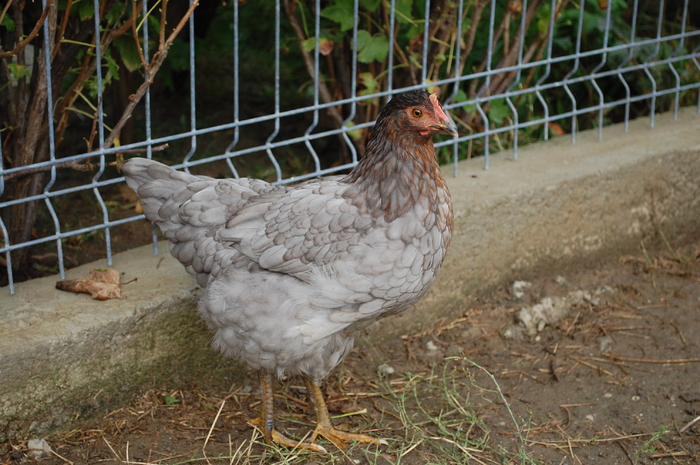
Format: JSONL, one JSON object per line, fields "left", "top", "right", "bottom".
{"left": 1, "top": 0, "right": 699, "bottom": 293}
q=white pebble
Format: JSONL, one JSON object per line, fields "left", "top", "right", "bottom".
{"left": 510, "top": 280, "right": 532, "bottom": 300}
{"left": 27, "top": 439, "right": 52, "bottom": 459}
{"left": 426, "top": 341, "right": 439, "bottom": 352}
{"left": 378, "top": 364, "right": 395, "bottom": 375}
{"left": 604, "top": 393, "right": 613, "bottom": 398}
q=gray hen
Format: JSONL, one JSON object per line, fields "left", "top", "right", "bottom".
{"left": 123, "top": 89, "right": 456, "bottom": 452}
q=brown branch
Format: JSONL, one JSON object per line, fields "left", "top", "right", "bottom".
{"left": 1, "top": 144, "right": 169, "bottom": 182}
{"left": 53, "top": 19, "right": 134, "bottom": 146}
{"left": 0, "top": 0, "right": 52, "bottom": 59}
{"left": 494, "top": 35, "right": 540, "bottom": 97}
{"left": 0, "top": 0, "right": 12, "bottom": 32}
{"left": 282, "top": 0, "right": 344, "bottom": 128}
{"left": 159, "top": 0, "right": 168, "bottom": 49}
{"left": 131, "top": 0, "right": 148, "bottom": 68}
{"left": 103, "top": 0, "right": 199, "bottom": 150}
{"left": 52, "top": 0, "right": 73, "bottom": 59}
{"left": 428, "top": 3, "right": 468, "bottom": 83}
{"left": 610, "top": 356, "right": 700, "bottom": 364}
{"left": 477, "top": 0, "right": 546, "bottom": 97}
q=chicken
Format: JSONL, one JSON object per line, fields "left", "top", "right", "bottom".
{"left": 122, "top": 89, "right": 456, "bottom": 452}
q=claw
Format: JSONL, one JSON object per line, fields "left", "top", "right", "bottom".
{"left": 304, "top": 376, "right": 388, "bottom": 451}
{"left": 251, "top": 371, "right": 387, "bottom": 453}
{"left": 248, "top": 416, "right": 327, "bottom": 453}
{"left": 311, "top": 423, "right": 388, "bottom": 451}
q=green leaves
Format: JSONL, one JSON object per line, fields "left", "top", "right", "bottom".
{"left": 7, "top": 63, "right": 31, "bottom": 83}
{"left": 356, "top": 30, "right": 389, "bottom": 63}
{"left": 487, "top": 98, "right": 511, "bottom": 125}
{"left": 113, "top": 36, "right": 142, "bottom": 72}
{"left": 0, "top": 13, "right": 15, "bottom": 32}
{"left": 76, "top": 0, "right": 96, "bottom": 21}
{"left": 321, "top": 0, "right": 355, "bottom": 32}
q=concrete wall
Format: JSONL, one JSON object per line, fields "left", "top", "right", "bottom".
{"left": 1, "top": 108, "right": 699, "bottom": 438}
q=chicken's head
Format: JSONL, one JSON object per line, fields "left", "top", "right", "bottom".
{"left": 377, "top": 90, "right": 458, "bottom": 140}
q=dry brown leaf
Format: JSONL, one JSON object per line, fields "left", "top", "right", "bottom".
{"left": 548, "top": 122, "right": 566, "bottom": 136}
{"left": 56, "top": 267, "right": 122, "bottom": 300}
{"left": 318, "top": 38, "right": 334, "bottom": 56}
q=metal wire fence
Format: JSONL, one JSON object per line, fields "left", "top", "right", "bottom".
{"left": 1, "top": 0, "right": 699, "bottom": 293}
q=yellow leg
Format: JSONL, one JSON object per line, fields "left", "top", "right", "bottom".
{"left": 248, "top": 371, "right": 327, "bottom": 453}
{"left": 303, "top": 376, "right": 388, "bottom": 451}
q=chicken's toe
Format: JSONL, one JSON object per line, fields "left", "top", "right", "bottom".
{"left": 312, "top": 424, "right": 388, "bottom": 451}
{"left": 248, "top": 416, "right": 328, "bottom": 453}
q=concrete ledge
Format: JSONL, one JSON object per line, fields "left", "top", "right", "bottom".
{"left": 1, "top": 248, "right": 246, "bottom": 438}
{"left": 2, "top": 108, "right": 699, "bottom": 437}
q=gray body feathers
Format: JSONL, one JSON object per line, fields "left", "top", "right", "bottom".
{"left": 123, "top": 96, "right": 452, "bottom": 383}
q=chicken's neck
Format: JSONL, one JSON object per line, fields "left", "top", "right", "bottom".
{"left": 343, "top": 132, "right": 449, "bottom": 223}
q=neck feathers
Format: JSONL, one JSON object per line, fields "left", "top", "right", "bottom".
{"left": 344, "top": 128, "right": 450, "bottom": 223}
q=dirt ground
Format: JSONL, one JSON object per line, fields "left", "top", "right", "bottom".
{"left": 3, "top": 234, "right": 700, "bottom": 465}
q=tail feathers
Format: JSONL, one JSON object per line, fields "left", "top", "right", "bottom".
{"left": 122, "top": 158, "right": 269, "bottom": 286}
{"left": 123, "top": 158, "right": 211, "bottom": 225}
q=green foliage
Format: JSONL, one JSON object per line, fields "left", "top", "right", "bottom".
{"left": 282, "top": 0, "right": 698, "bottom": 166}
{"left": 487, "top": 98, "right": 510, "bottom": 125}
{"left": 112, "top": 35, "right": 142, "bottom": 73}
{"left": 355, "top": 30, "right": 389, "bottom": 64}
{"left": 321, "top": 1, "right": 355, "bottom": 32}
{"left": 75, "top": 0, "right": 96, "bottom": 21}
{"left": 6, "top": 63, "right": 32, "bottom": 83}
{"left": 0, "top": 13, "right": 15, "bottom": 32}
{"left": 637, "top": 424, "right": 667, "bottom": 458}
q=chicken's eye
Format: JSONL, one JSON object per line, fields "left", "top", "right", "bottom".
{"left": 412, "top": 108, "right": 423, "bottom": 118}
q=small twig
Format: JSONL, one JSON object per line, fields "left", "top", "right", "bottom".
{"left": 528, "top": 431, "right": 654, "bottom": 445}
{"left": 657, "top": 227, "right": 683, "bottom": 262}
{"left": 669, "top": 320, "right": 688, "bottom": 347}
{"left": 640, "top": 239, "right": 654, "bottom": 267}
{"left": 636, "top": 304, "right": 669, "bottom": 310}
{"left": 0, "top": 144, "right": 167, "bottom": 182}
{"left": 282, "top": 0, "right": 344, "bottom": 129}
{"left": 50, "top": 449, "right": 74, "bottom": 465}
{"left": 131, "top": 0, "right": 148, "bottom": 67}
{"left": 399, "top": 437, "right": 423, "bottom": 458}
{"left": 102, "top": 437, "right": 122, "bottom": 461}
{"left": 618, "top": 441, "right": 634, "bottom": 465}
{"left": 569, "top": 357, "right": 614, "bottom": 376}
{"left": 102, "top": 0, "right": 199, "bottom": 151}
{"left": 650, "top": 451, "right": 689, "bottom": 458}
{"left": 609, "top": 356, "right": 700, "bottom": 364}
{"left": 53, "top": 0, "right": 73, "bottom": 58}
{"left": 679, "top": 415, "right": 700, "bottom": 433}
{"left": 203, "top": 399, "right": 226, "bottom": 450}
{"left": 119, "top": 143, "right": 170, "bottom": 154}
{"left": 331, "top": 408, "right": 367, "bottom": 419}
{"left": 427, "top": 436, "right": 486, "bottom": 464}
{"left": 0, "top": 0, "right": 53, "bottom": 59}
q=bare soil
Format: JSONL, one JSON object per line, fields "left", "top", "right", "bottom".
{"left": 3, "top": 235, "right": 700, "bottom": 465}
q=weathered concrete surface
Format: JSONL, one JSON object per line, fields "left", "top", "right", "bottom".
{"left": 1, "top": 108, "right": 699, "bottom": 437}
{"left": 0, "top": 247, "right": 242, "bottom": 439}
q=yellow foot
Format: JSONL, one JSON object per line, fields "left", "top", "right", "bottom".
{"left": 312, "top": 424, "right": 389, "bottom": 451}
{"left": 248, "top": 417, "right": 328, "bottom": 453}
